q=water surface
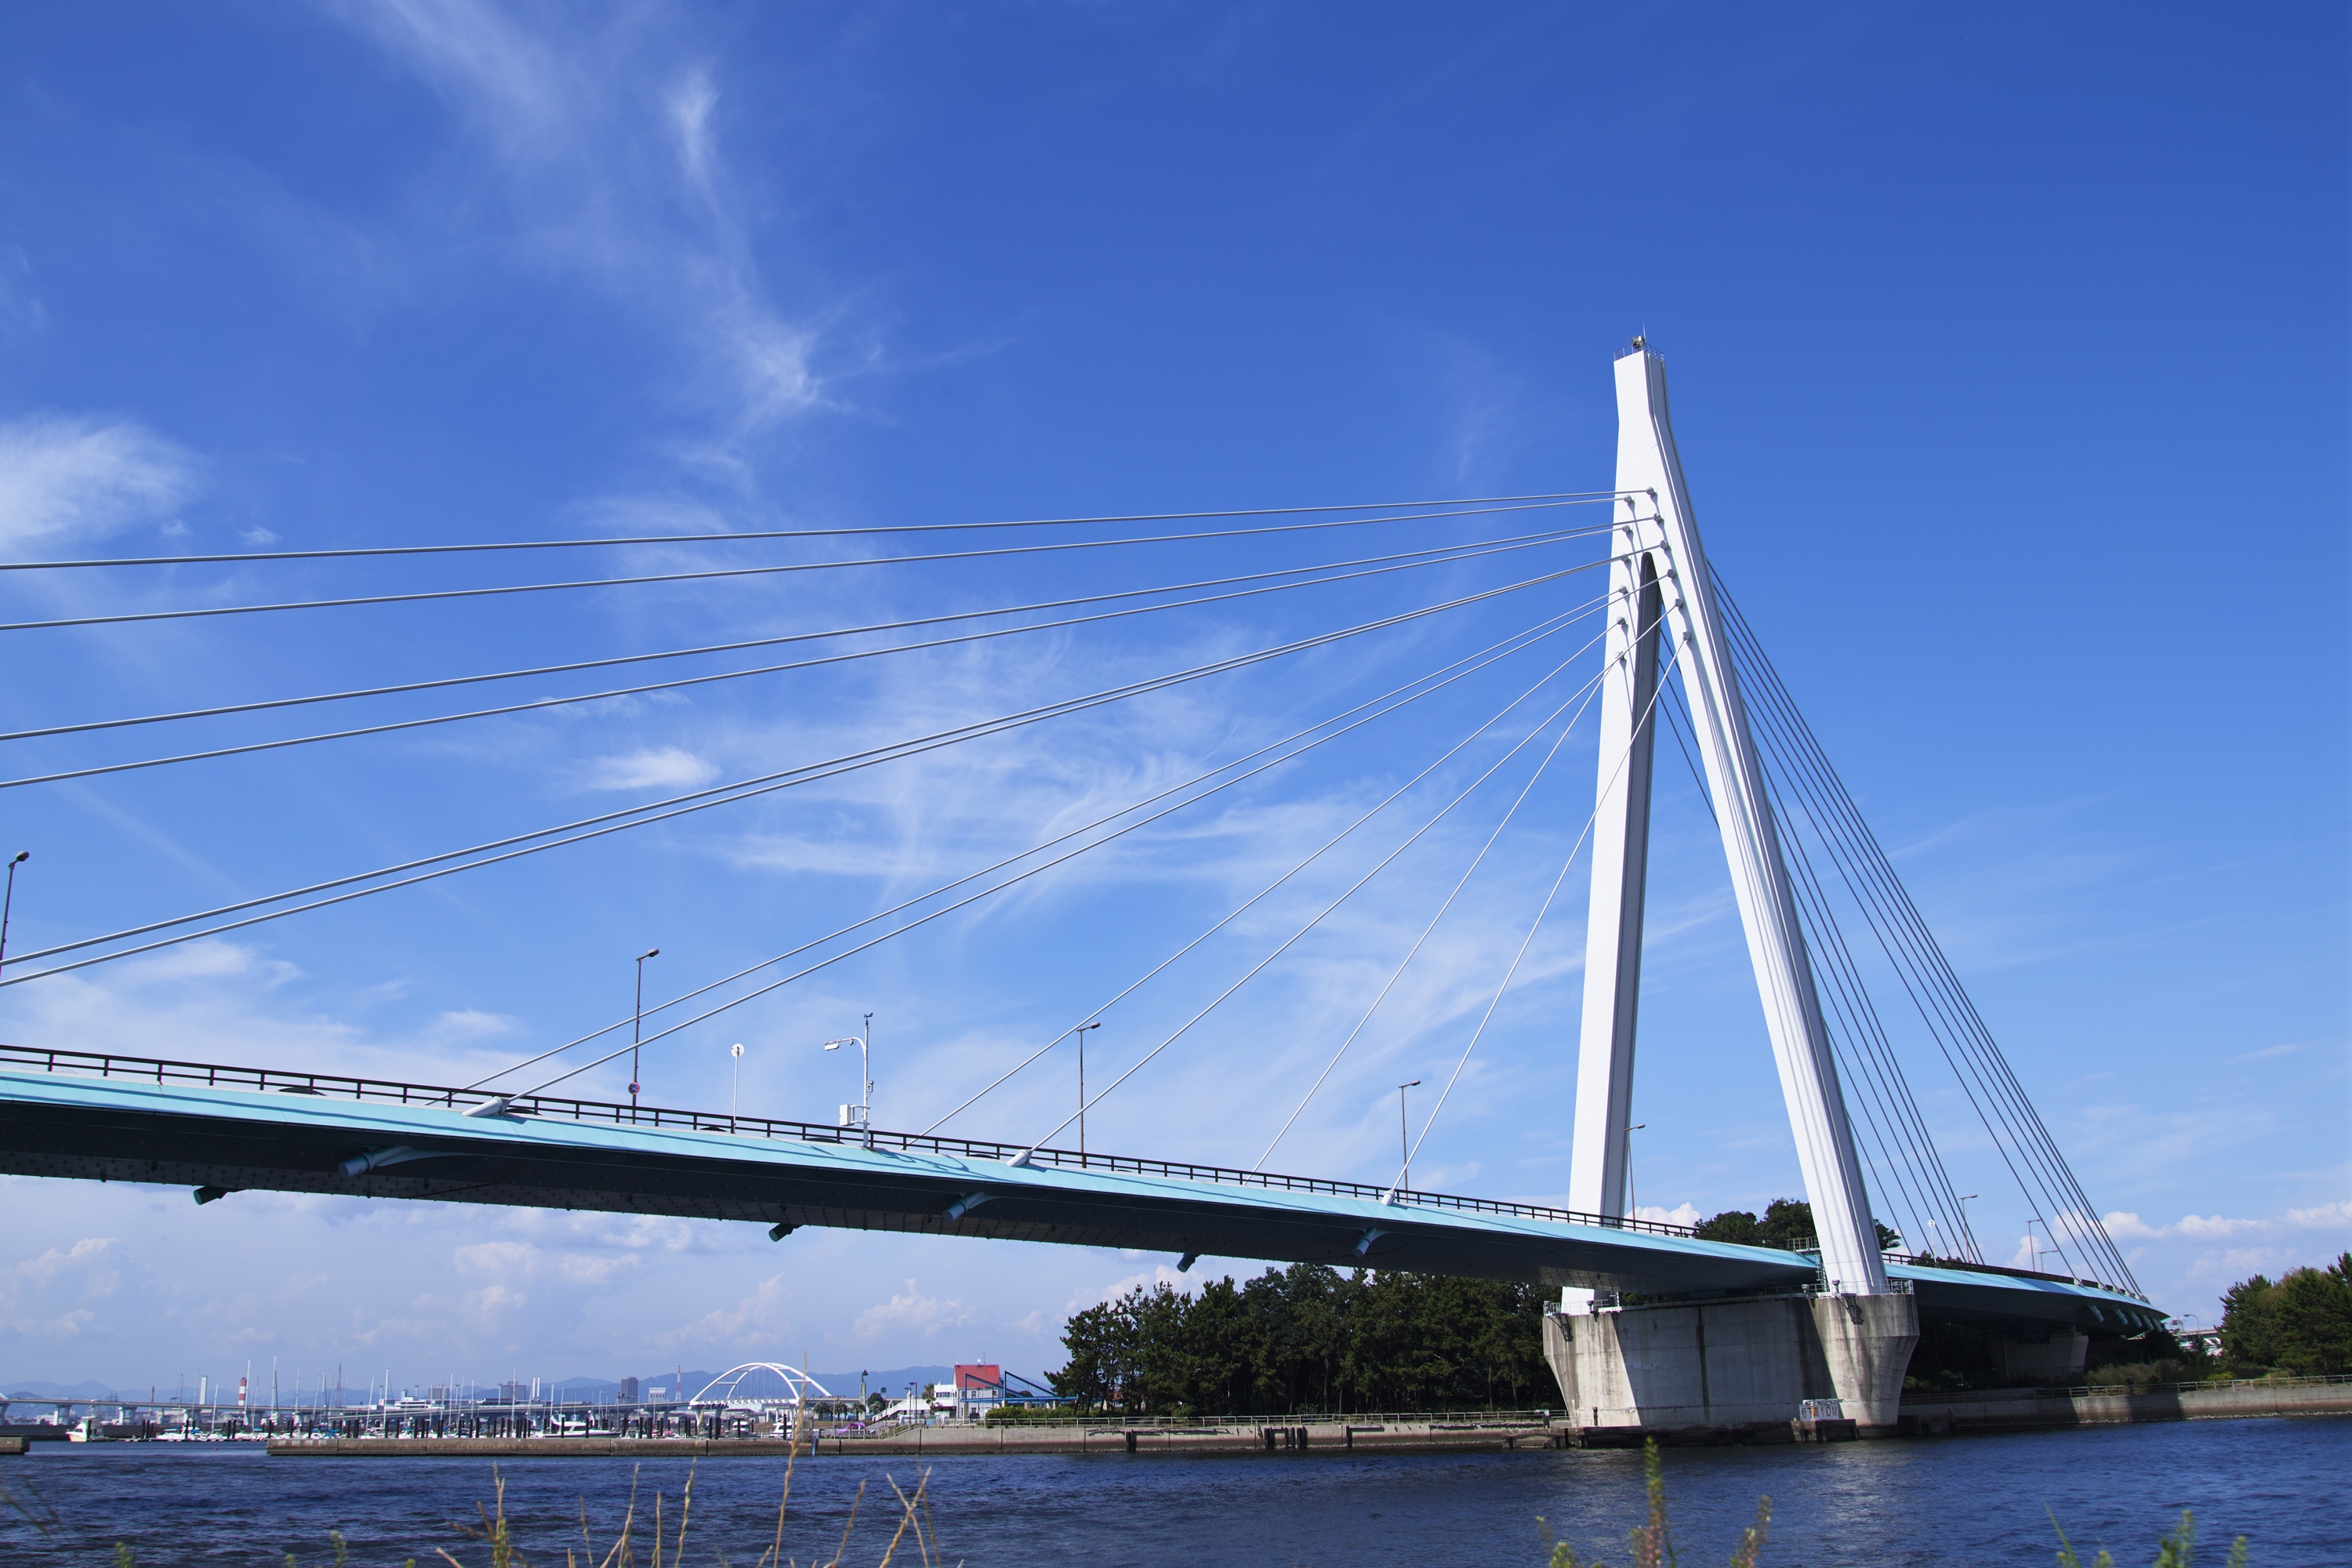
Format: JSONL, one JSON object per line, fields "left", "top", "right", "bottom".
{"left": 4, "top": 1416, "right": 2344, "bottom": 1565}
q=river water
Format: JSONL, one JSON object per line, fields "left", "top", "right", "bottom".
{"left": 4, "top": 1416, "right": 2344, "bottom": 1565}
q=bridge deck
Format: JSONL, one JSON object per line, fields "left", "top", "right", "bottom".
{"left": 0, "top": 1050, "right": 2159, "bottom": 1332}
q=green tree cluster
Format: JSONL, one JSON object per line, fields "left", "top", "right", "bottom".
{"left": 1046, "top": 1262, "right": 1554, "bottom": 1416}
{"left": 2220, "top": 1253, "right": 2352, "bottom": 1374}
{"left": 1691, "top": 1197, "right": 1901, "bottom": 1252}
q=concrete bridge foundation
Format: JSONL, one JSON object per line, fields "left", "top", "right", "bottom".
{"left": 1543, "top": 1290, "right": 1918, "bottom": 1440}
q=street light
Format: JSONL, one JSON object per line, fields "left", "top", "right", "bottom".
{"left": 1070, "top": 1022, "right": 1101, "bottom": 1157}
{"left": 630, "top": 949, "right": 659, "bottom": 1120}
{"left": 730, "top": 1044, "right": 745, "bottom": 1118}
{"left": 1624, "top": 1123, "right": 1646, "bottom": 1221}
{"left": 822, "top": 1013, "right": 873, "bottom": 1145}
{"left": 1396, "top": 1080, "right": 1421, "bottom": 1192}
{"left": 0, "top": 850, "right": 28, "bottom": 979}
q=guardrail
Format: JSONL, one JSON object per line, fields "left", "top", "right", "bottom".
{"left": 0, "top": 1044, "right": 1703, "bottom": 1239}
{"left": 2016, "top": 1373, "right": 2352, "bottom": 1399}
{"left": 963, "top": 1408, "right": 1560, "bottom": 1430}
{"left": 1745, "top": 1234, "right": 2144, "bottom": 1301}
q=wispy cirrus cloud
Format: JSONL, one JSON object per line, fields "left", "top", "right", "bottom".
{"left": 321, "top": 0, "right": 835, "bottom": 456}
{"left": 581, "top": 746, "right": 718, "bottom": 791}
{"left": 0, "top": 414, "right": 198, "bottom": 550}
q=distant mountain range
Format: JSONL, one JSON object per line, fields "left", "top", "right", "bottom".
{"left": 2, "top": 1365, "right": 1049, "bottom": 1404}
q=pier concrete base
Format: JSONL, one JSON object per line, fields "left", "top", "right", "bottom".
{"left": 1543, "top": 1290, "right": 1918, "bottom": 1439}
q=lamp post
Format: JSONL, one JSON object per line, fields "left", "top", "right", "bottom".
{"left": 1956, "top": 1193, "right": 1980, "bottom": 1263}
{"left": 729, "top": 1044, "right": 745, "bottom": 1118}
{"left": 630, "top": 949, "right": 659, "bottom": 1120}
{"left": 1071, "top": 1022, "right": 1101, "bottom": 1157}
{"left": 1624, "top": 1123, "right": 1646, "bottom": 1223}
{"left": 1396, "top": 1080, "right": 1421, "bottom": 1192}
{"left": 822, "top": 1014, "right": 873, "bottom": 1145}
{"left": 0, "top": 851, "right": 28, "bottom": 978}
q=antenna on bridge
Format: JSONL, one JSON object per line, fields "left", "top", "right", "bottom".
{"left": 1569, "top": 341, "right": 1889, "bottom": 1300}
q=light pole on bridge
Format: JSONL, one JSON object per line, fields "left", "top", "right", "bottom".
{"left": 630, "top": 948, "right": 659, "bottom": 1120}
{"left": 0, "top": 851, "right": 28, "bottom": 979}
{"left": 822, "top": 1013, "right": 874, "bottom": 1146}
{"left": 1071, "top": 1022, "right": 1100, "bottom": 1156}
{"left": 1396, "top": 1080, "right": 1421, "bottom": 1192}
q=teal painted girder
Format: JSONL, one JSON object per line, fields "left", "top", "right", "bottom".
{"left": 0, "top": 1066, "right": 2159, "bottom": 1333}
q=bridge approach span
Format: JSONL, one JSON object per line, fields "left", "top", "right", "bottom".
{"left": 0, "top": 1049, "right": 2153, "bottom": 1335}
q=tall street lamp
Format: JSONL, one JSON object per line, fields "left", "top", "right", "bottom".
{"left": 730, "top": 1044, "right": 746, "bottom": 1119}
{"left": 1071, "top": 1022, "right": 1101, "bottom": 1157}
{"left": 1396, "top": 1080, "right": 1421, "bottom": 1192}
{"left": 630, "top": 949, "right": 659, "bottom": 1120}
{"left": 822, "top": 1013, "right": 873, "bottom": 1145}
{"left": 0, "top": 851, "right": 28, "bottom": 978}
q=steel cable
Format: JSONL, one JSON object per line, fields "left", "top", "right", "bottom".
{"left": 1721, "top": 597, "right": 2093, "bottom": 1276}
{"left": 467, "top": 600, "right": 1604, "bottom": 1094}
{"left": 0, "top": 499, "right": 1597, "bottom": 631}
{"left": 928, "top": 615, "right": 1632, "bottom": 1140}
{"left": 1, "top": 528, "right": 1606, "bottom": 791}
{"left": 523, "top": 615, "right": 1620, "bottom": 1105}
{"left": 3, "top": 525, "right": 1615, "bottom": 745}
{"left": 1252, "top": 590, "right": 1680, "bottom": 1172}
{"left": 0, "top": 564, "right": 1589, "bottom": 987}
{"left": 978, "top": 626, "right": 1639, "bottom": 1154}
{"left": 1, "top": 490, "right": 1629, "bottom": 571}
{"left": 1395, "top": 641, "right": 1690, "bottom": 1198}
{"left": 1715, "top": 578, "right": 2138, "bottom": 1292}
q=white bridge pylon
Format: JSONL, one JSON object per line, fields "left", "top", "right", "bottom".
{"left": 687, "top": 1362, "right": 836, "bottom": 1408}
{"left": 1567, "top": 343, "right": 1889, "bottom": 1301}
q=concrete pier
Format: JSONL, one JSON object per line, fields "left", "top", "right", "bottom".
{"left": 1543, "top": 1290, "right": 1919, "bottom": 1439}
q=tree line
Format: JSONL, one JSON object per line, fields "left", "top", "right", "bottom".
{"left": 2220, "top": 1252, "right": 2352, "bottom": 1376}
{"left": 1044, "top": 1261, "right": 1553, "bottom": 1416}
{"left": 1690, "top": 1196, "right": 1903, "bottom": 1253}
{"left": 1036, "top": 1231, "right": 2350, "bottom": 1417}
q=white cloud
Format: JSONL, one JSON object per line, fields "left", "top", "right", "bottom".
{"left": 849, "top": 1279, "right": 972, "bottom": 1343}
{"left": 0, "top": 414, "right": 198, "bottom": 550}
{"left": 581, "top": 746, "right": 718, "bottom": 791}
{"left": 2100, "top": 1200, "right": 2352, "bottom": 1244}
{"left": 655, "top": 1272, "right": 797, "bottom": 1353}
{"left": 430, "top": 1008, "right": 521, "bottom": 1040}
{"left": 1635, "top": 1203, "right": 1702, "bottom": 1227}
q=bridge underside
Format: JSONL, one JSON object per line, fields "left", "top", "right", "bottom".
{"left": 0, "top": 1066, "right": 2159, "bottom": 1338}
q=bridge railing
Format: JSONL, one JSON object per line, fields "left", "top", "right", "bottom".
{"left": 1757, "top": 1232, "right": 2147, "bottom": 1299}
{"left": 0, "top": 1044, "right": 1707, "bottom": 1239}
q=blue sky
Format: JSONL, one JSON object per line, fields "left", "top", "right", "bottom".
{"left": 0, "top": 2, "right": 2343, "bottom": 1392}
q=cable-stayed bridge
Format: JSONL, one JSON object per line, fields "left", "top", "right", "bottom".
{"left": 0, "top": 342, "right": 2154, "bottom": 1439}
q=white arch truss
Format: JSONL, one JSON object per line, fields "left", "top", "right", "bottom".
{"left": 686, "top": 1362, "right": 836, "bottom": 1408}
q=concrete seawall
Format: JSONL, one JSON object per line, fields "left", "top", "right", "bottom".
{"left": 255, "top": 1381, "right": 2349, "bottom": 1460}
{"left": 1899, "top": 1378, "right": 2352, "bottom": 1434}
{"left": 266, "top": 1418, "right": 1559, "bottom": 1459}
